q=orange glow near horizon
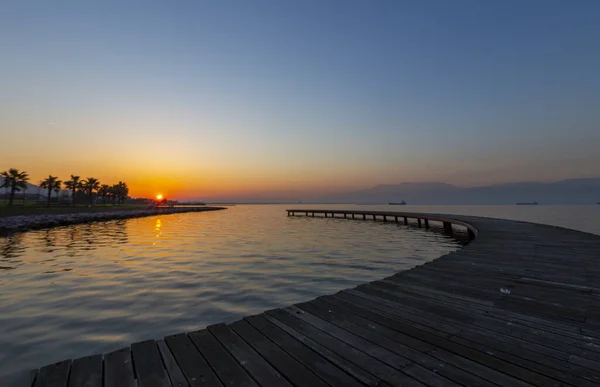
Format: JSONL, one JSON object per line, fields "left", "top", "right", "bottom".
{"left": 156, "top": 194, "right": 163, "bottom": 201}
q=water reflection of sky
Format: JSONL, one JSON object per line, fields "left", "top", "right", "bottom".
{"left": 0, "top": 205, "right": 460, "bottom": 380}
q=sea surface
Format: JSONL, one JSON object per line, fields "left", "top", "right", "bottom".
{"left": 0, "top": 204, "right": 598, "bottom": 379}
{"left": 0, "top": 204, "right": 460, "bottom": 379}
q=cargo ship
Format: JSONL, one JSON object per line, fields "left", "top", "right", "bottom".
{"left": 516, "top": 201, "right": 538, "bottom": 205}
{"left": 389, "top": 201, "right": 407, "bottom": 205}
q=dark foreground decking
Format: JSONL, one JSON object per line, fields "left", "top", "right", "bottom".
{"left": 16, "top": 210, "right": 600, "bottom": 386}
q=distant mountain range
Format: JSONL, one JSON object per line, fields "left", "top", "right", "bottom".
{"left": 309, "top": 178, "right": 600, "bottom": 205}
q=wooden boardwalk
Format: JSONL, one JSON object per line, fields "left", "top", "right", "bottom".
{"left": 18, "top": 210, "right": 600, "bottom": 386}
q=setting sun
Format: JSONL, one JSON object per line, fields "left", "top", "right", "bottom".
{"left": 156, "top": 194, "right": 163, "bottom": 201}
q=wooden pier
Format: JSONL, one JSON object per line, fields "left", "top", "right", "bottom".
{"left": 17, "top": 210, "right": 600, "bottom": 386}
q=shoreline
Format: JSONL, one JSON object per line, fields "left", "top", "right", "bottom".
{"left": 0, "top": 206, "right": 226, "bottom": 237}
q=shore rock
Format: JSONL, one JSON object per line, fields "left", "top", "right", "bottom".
{"left": 0, "top": 207, "right": 226, "bottom": 237}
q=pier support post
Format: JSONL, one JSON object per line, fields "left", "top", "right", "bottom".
{"left": 383, "top": 215, "right": 387, "bottom": 222}
{"left": 417, "top": 218, "right": 422, "bottom": 227}
{"left": 363, "top": 214, "right": 366, "bottom": 220}
{"left": 305, "top": 211, "right": 308, "bottom": 216}
{"left": 468, "top": 228, "right": 476, "bottom": 240}
{"left": 395, "top": 216, "right": 398, "bottom": 223}
{"left": 424, "top": 219, "right": 429, "bottom": 229}
{"left": 324, "top": 213, "right": 327, "bottom": 218}
{"left": 352, "top": 214, "right": 355, "bottom": 219}
{"left": 404, "top": 217, "right": 408, "bottom": 225}
{"left": 373, "top": 215, "right": 376, "bottom": 220}
{"left": 344, "top": 213, "right": 347, "bottom": 219}
{"left": 443, "top": 222, "right": 453, "bottom": 236}
{"left": 312, "top": 212, "right": 314, "bottom": 217}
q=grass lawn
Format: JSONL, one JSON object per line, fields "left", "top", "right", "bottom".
{"left": 0, "top": 203, "right": 148, "bottom": 218}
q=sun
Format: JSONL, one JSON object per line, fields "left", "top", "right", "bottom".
{"left": 156, "top": 194, "right": 163, "bottom": 201}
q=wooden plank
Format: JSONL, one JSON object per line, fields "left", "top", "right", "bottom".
{"left": 188, "top": 329, "right": 258, "bottom": 387}
{"left": 157, "top": 339, "right": 189, "bottom": 387}
{"left": 244, "top": 314, "right": 364, "bottom": 387}
{"left": 230, "top": 319, "right": 330, "bottom": 387}
{"left": 207, "top": 323, "right": 292, "bottom": 387}
{"left": 298, "top": 300, "right": 494, "bottom": 387}
{"left": 104, "top": 347, "right": 135, "bottom": 387}
{"left": 33, "top": 360, "right": 71, "bottom": 387}
{"left": 287, "top": 305, "right": 459, "bottom": 387}
{"left": 336, "top": 291, "right": 598, "bottom": 386}
{"left": 164, "top": 333, "right": 222, "bottom": 387}
{"left": 266, "top": 308, "right": 425, "bottom": 386}
{"left": 263, "top": 313, "right": 383, "bottom": 386}
{"left": 131, "top": 340, "right": 170, "bottom": 387}
{"left": 68, "top": 355, "right": 102, "bottom": 387}
{"left": 323, "top": 294, "right": 533, "bottom": 387}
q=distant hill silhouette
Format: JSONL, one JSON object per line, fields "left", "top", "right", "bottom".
{"left": 310, "top": 178, "right": 600, "bottom": 205}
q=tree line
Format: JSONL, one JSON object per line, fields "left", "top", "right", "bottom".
{"left": 1, "top": 168, "right": 129, "bottom": 207}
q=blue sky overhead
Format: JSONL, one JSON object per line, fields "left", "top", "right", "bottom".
{"left": 1, "top": 0, "right": 599, "bottom": 199}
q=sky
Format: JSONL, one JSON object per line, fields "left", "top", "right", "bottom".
{"left": 1, "top": 0, "right": 599, "bottom": 201}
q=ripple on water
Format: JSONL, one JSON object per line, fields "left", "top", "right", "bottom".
{"left": 0, "top": 205, "right": 460, "bottom": 379}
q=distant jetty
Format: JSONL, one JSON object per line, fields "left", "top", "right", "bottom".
{"left": 389, "top": 201, "right": 407, "bottom": 205}
{"left": 516, "top": 201, "right": 538, "bottom": 205}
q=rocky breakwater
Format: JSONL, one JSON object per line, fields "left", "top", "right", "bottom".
{"left": 0, "top": 206, "right": 226, "bottom": 236}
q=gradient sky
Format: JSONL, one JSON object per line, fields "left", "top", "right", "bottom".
{"left": 1, "top": 0, "right": 599, "bottom": 200}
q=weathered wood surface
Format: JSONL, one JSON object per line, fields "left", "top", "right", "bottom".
{"left": 24, "top": 210, "right": 600, "bottom": 386}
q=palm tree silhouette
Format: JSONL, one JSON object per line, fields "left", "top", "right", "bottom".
{"left": 64, "top": 175, "right": 81, "bottom": 207}
{"left": 98, "top": 184, "right": 110, "bottom": 204}
{"left": 54, "top": 184, "right": 62, "bottom": 204}
{"left": 0, "top": 168, "right": 30, "bottom": 206}
{"left": 82, "top": 177, "right": 101, "bottom": 206}
{"left": 40, "top": 175, "right": 61, "bottom": 207}
{"left": 115, "top": 181, "right": 129, "bottom": 204}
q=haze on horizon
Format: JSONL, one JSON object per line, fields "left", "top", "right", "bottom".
{"left": 1, "top": 0, "right": 599, "bottom": 201}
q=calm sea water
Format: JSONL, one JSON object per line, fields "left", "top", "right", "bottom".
{"left": 0, "top": 204, "right": 460, "bottom": 379}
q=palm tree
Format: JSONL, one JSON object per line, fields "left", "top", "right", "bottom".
{"left": 0, "top": 168, "right": 30, "bottom": 206}
{"left": 82, "top": 177, "right": 100, "bottom": 206}
{"left": 116, "top": 181, "right": 129, "bottom": 204}
{"left": 40, "top": 175, "right": 61, "bottom": 207}
{"left": 54, "top": 183, "right": 62, "bottom": 204}
{"left": 98, "top": 184, "right": 110, "bottom": 204}
{"left": 64, "top": 175, "right": 81, "bottom": 207}
{"left": 110, "top": 184, "right": 119, "bottom": 205}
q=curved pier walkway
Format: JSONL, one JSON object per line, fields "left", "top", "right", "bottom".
{"left": 20, "top": 210, "right": 600, "bottom": 386}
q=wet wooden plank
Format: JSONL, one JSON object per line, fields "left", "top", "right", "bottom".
{"left": 157, "top": 339, "right": 189, "bottom": 387}
{"left": 33, "top": 360, "right": 71, "bottom": 387}
{"left": 104, "top": 347, "right": 135, "bottom": 387}
{"left": 164, "top": 333, "right": 222, "bottom": 387}
{"left": 244, "top": 314, "right": 364, "bottom": 387}
{"left": 188, "top": 329, "right": 258, "bottom": 387}
{"left": 263, "top": 312, "right": 383, "bottom": 386}
{"left": 131, "top": 340, "right": 170, "bottom": 387}
{"left": 306, "top": 298, "right": 498, "bottom": 387}
{"left": 68, "top": 355, "right": 102, "bottom": 387}
{"left": 230, "top": 319, "right": 330, "bottom": 387}
{"left": 322, "top": 294, "right": 532, "bottom": 386}
{"left": 336, "top": 291, "right": 597, "bottom": 386}
{"left": 287, "top": 305, "right": 459, "bottom": 387}
{"left": 207, "top": 323, "right": 292, "bottom": 387}
{"left": 266, "top": 308, "right": 425, "bottom": 386}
